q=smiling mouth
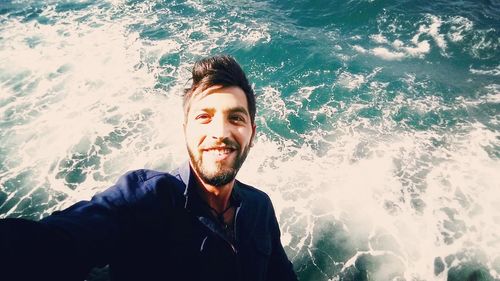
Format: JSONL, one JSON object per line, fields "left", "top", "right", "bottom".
{"left": 202, "top": 147, "right": 237, "bottom": 160}
{"left": 203, "top": 147, "right": 236, "bottom": 153}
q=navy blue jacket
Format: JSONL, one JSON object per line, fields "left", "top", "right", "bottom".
{"left": 0, "top": 163, "right": 298, "bottom": 281}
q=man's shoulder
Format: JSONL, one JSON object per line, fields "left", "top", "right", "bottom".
{"left": 95, "top": 169, "right": 184, "bottom": 205}
{"left": 120, "top": 169, "right": 173, "bottom": 182}
{"left": 236, "top": 180, "right": 272, "bottom": 204}
{"left": 118, "top": 169, "right": 183, "bottom": 188}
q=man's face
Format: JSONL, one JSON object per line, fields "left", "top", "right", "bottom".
{"left": 184, "top": 85, "right": 256, "bottom": 187}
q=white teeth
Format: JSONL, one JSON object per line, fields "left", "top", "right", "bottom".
{"left": 206, "top": 148, "right": 232, "bottom": 155}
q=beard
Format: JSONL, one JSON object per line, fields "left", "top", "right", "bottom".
{"left": 188, "top": 141, "right": 251, "bottom": 187}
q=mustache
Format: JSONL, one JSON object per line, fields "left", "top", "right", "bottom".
{"left": 201, "top": 139, "right": 240, "bottom": 151}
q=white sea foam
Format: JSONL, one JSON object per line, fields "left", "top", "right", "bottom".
{"left": 416, "top": 15, "right": 447, "bottom": 51}
{"left": 0, "top": 3, "right": 188, "bottom": 213}
{"left": 483, "top": 86, "right": 500, "bottom": 103}
{"left": 447, "top": 16, "right": 474, "bottom": 42}
{"left": 352, "top": 45, "right": 367, "bottom": 54}
{"left": 402, "top": 40, "right": 431, "bottom": 57}
{"left": 230, "top": 21, "right": 271, "bottom": 45}
{"left": 336, "top": 68, "right": 382, "bottom": 90}
{"left": 240, "top": 120, "right": 500, "bottom": 280}
{"left": 239, "top": 73, "right": 500, "bottom": 280}
{"left": 368, "top": 33, "right": 432, "bottom": 60}
{"left": 370, "top": 34, "right": 389, "bottom": 44}
{"left": 0, "top": 0, "right": 278, "bottom": 215}
{"left": 470, "top": 65, "right": 500, "bottom": 76}
{"left": 423, "top": 13, "right": 497, "bottom": 60}
{"left": 360, "top": 36, "right": 431, "bottom": 61}
{"left": 371, "top": 47, "right": 405, "bottom": 60}
{"left": 259, "top": 86, "right": 293, "bottom": 119}
{"left": 0, "top": 2, "right": 499, "bottom": 280}
{"left": 362, "top": 14, "right": 464, "bottom": 61}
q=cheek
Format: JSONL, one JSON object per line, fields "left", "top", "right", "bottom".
{"left": 185, "top": 124, "right": 206, "bottom": 147}
{"left": 236, "top": 128, "right": 254, "bottom": 146}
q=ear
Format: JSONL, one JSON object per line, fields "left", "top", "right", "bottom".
{"left": 250, "top": 123, "right": 257, "bottom": 147}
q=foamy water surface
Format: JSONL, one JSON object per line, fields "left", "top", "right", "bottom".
{"left": 0, "top": 1, "right": 499, "bottom": 280}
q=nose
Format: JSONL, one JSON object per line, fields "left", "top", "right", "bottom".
{"left": 209, "top": 115, "right": 230, "bottom": 140}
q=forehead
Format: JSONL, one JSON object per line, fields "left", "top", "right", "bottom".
{"left": 189, "top": 86, "right": 249, "bottom": 113}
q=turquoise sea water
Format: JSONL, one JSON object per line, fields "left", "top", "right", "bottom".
{"left": 1, "top": 0, "right": 499, "bottom": 280}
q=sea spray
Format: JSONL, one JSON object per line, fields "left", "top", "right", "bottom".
{"left": 1, "top": 0, "right": 499, "bottom": 280}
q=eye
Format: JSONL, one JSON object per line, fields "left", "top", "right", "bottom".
{"left": 229, "top": 114, "right": 245, "bottom": 123}
{"left": 195, "top": 113, "right": 211, "bottom": 122}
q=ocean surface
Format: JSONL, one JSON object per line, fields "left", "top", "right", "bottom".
{"left": 0, "top": 0, "right": 499, "bottom": 280}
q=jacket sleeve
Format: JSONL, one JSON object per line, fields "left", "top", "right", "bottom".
{"left": 266, "top": 202, "right": 299, "bottom": 281}
{"left": 0, "top": 171, "right": 145, "bottom": 281}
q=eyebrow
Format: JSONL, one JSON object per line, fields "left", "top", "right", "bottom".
{"left": 228, "top": 106, "right": 250, "bottom": 116}
{"left": 195, "top": 106, "right": 250, "bottom": 117}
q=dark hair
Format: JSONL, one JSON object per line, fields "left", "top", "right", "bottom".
{"left": 183, "top": 55, "right": 256, "bottom": 124}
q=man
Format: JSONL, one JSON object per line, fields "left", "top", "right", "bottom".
{"left": 0, "top": 55, "right": 298, "bottom": 281}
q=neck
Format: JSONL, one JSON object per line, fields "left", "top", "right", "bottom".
{"left": 191, "top": 169, "right": 234, "bottom": 213}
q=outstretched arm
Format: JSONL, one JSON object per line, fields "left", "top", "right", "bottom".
{"left": 267, "top": 204, "right": 298, "bottom": 281}
{"left": 0, "top": 171, "right": 144, "bottom": 281}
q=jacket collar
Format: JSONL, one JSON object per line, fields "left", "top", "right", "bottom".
{"left": 178, "top": 161, "right": 242, "bottom": 211}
